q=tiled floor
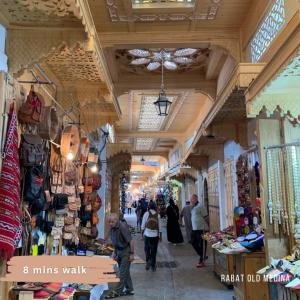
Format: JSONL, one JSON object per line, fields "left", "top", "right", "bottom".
{"left": 112, "top": 212, "right": 234, "bottom": 300}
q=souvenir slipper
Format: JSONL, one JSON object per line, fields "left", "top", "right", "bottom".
{"left": 53, "top": 287, "right": 76, "bottom": 299}
{"left": 13, "top": 283, "right": 42, "bottom": 291}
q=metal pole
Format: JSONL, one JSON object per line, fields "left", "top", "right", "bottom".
{"left": 265, "top": 142, "right": 300, "bottom": 150}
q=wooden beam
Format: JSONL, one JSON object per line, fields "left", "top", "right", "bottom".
{"left": 99, "top": 29, "right": 240, "bottom": 48}
{"left": 117, "top": 130, "right": 184, "bottom": 141}
{"left": 115, "top": 76, "right": 217, "bottom": 99}
{"left": 206, "top": 48, "right": 228, "bottom": 80}
{"left": 132, "top": 151, "right": 169, "bottom": 158}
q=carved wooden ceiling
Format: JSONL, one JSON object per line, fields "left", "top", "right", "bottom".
{"left": 1, "top": 0, "right": 262, "bottom": 186}
{"left": 89, "top": 0, "right": 252, "bottom": 32}
{"left": 116, "top": 90, "right": 212, "bottom": 156}
{"left": 0, "top": 0, "right": 81, "bottom": 27}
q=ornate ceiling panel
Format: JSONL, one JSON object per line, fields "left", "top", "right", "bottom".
{"left": 0, "top": 0, "right": 80, "bottom": 25}
{"left": 135, "top": 138, "right": 155, "bottom": 150}
{"left": 44, "top": 42, "right": 104, "bottom": 82}
{"left": 132, "top": 0, "right": 195, "bottom": 7}
{"left": 116, "top": 48, "right": 209, "bottom": 75}
{"left": 138, "top": 95, "right": 166, "bottom": 131}
{"left": 106, "top": 0, "right": 222, "bottom": 22}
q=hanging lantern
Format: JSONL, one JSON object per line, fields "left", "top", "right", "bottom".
{"left": 153, "top": 55, "right": 172, "bottom": 116}
{"left": 153, "top": 89, "right": 172, "bottom": 116}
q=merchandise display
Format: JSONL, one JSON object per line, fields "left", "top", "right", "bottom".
{"left": 0, "top": 89, "right": 106, "bottom": 296}
{"left": 257, "top": 255, "right": 300, "bottom": 291}
{"left": 266, "top": 145, "right": 300, "bottom": 243}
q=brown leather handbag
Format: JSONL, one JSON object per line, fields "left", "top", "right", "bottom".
{"left": 38, "top": 106, "right": 59, "bottom": 141}
{"left": 18, "top": 90, "right": 45, "bottom": 124}
{"left": 60, "top": 125, "right": 80, "bottom": 159}
{"left": 20, "top": 134, "right": 45, "bottom": 166}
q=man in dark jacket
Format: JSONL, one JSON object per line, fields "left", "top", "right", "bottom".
{"left": 105, "top": 214, "right": 135, "bottom": 299}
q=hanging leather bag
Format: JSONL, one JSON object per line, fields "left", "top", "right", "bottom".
{"left": 82, "top": 174, "right": 101, "bottom": 191}
{"left": 20, "top": 134, "right": 45, "bottom": 167}
{"left": 38, "top": 106, "right": 59, "bottom": 141}
{"left": 24, "top": 166, "right": 45, "bottom": 215}
{"left": 60, "top": 125, "right": 80, "bottom": 159}
{"left": 18, "top": 90, "right": 45, "bottom": 124}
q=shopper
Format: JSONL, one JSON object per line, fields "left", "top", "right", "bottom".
{"left": 166, "top": 198, "right": 183, "bottom": 244}
{"left": 136, "top": 200, "right": 142, "bottom": 232}
{"left": 141, "top": 202, "right": 162, "bottom": 272}
{"left": 127, "top": 202, "right": 132, "bottom": 214}
{"left": 181, "top": 201, "right": 193, "bottom": 243}
{"left": 140, "top": 197, "right": 148, "bottom": 219}
{"left": 190, "top": 194, "right": 209, "bottom": 268}
{"left": 105, "top": 214, "right": 135, "bottom": 299}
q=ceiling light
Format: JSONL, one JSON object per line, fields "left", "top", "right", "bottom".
{"left": 67, "top": 152, "right": 74, "bottom": 161}
{"left": 128, "top": 49, "right": 151, "bottom": 57}
{"left": 131, "top": 58, "right": 151, "bottom": 65}
{"left": 141, "top": 156, "right": 145, "bottom": 163}
{"left": 91, "top": 164, "right": 98, "bottom": 173}
{"left": 174, "top": 48, "right": 197, "bottom": 56}
{"left": 153, "top": 55, "right": 172, "bottom": 116}
{"left": 128, "top": 48, "right": 199, "bottom": 71}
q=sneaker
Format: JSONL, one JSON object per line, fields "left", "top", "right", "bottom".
{"left": 196, "top": 261, "right": 205, "bottom": 268}
{"left": 120, "top": 290, "right": 135, "bottom": 296}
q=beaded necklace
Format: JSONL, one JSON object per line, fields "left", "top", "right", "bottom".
{"left": 267, "top": 150, "right": 273, "bottom": 225}
{"left": 278, "top": 148, "right": 289, "bottom": 235}
{"left": 286, "top": 146, "right": 296, "bottom": 240}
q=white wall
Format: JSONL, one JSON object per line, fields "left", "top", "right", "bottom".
{"left": 0, "top": 25, "right": 7, "bottom": 72}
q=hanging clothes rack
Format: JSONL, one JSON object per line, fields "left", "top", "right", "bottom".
{"left": 265, "top": 142, "right": 300, "bottom": 150}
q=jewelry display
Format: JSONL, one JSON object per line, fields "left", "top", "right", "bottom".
{"left": 266, "top": 144, "right": 300, "bottom": 247}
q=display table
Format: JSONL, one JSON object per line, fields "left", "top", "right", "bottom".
{"left": 269, "top": 282, "right": 299, "bottom": 299}
{"left": 233, "top": 251, "right": 269, "bottom": 300}
{"left": 213, "top": 248, "right": 235, "bottom": 288}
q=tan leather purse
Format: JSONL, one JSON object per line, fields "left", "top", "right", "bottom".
{"left": 38, "top": 106, "right": 59, "bottom": 141}
{"left": 60, "top": 125, "right": 80, "bottom": 159}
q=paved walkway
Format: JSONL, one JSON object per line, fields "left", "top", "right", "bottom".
{"left": 119, "top": 212, "right": 234, "bottom": 300}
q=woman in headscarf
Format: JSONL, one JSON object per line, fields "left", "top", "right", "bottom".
{"left": 166, "top": 199, "right": 183, "bottom": 244}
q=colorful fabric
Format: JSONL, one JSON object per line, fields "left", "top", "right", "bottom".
{"left": 0, "top": 103, "right": 22, "bottom": 259}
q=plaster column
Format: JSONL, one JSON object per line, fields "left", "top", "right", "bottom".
{"left": 197, "top": 170, "right": 204, "bottom": 205}
{"left": 0, "top": 25, "right": 7, "bottom": 72}
{"left": 111, "top": 174, "right": 120, "bottom": 215}
{"left": 97, "top": 130, "right": 107, "bottom": 239}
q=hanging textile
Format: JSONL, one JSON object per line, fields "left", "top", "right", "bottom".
{"left": 0, "top": 103, "right": 22, "bottom": 259}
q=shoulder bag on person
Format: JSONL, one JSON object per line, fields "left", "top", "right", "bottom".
{"left": 145, "top": 211, "right": 159, "bottom": 231}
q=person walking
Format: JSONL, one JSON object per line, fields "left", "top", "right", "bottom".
{"left": 181, "top": 201, "right": 193, "bottom": 243}
{"left": 141, "top": 202, "right": 162, "bottom": 272}
{"left": 105, "top": 214, "right": 135, "bottom": 299}
{"left": 127, "top": 202, "right": 132, "bottom": 214}
{"left": 190, "top": 194, "right": 209, "bottom": 268}
{"left": 166, "top": 198, "right": 183, "bottom": 244}
{"left": 136, "top": 200, "right": 142, "bottom": 232}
